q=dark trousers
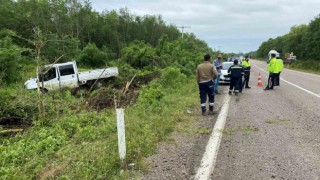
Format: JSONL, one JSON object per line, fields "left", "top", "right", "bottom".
{"left": 240, "top": 75, "right": 245, "bottom": 91}
{"left": 243, "top": 71, "right": 250, "bottom": 87}
{"left": 230, "top": 77, "right": 241, "bottom": 92}
{"left": 199, "top": 81, "right": 215, "bottom": 112}
{"left": 274, "top": 72, "right": 280, "bottom": 86}
{"left": 266, "top": 73, "right": 275, "bottom": 89}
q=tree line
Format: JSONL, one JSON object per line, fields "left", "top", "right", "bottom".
{"left": 256, "top": 14, "right": 320, "bottom": 60}
{"left": 0, "top": 0, "right": 213, "bottom": 85}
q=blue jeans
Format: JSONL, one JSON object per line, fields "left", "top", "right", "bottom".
{"left": 214, "top": 74, "right": 220, "bottom": 93}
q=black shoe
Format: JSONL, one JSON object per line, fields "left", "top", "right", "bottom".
{"left": 215, "top": 91, "right": 220, "bottom": 94}
{"left": 202, "top": 111, "right": 206, "bottom": 116}
{"left": 235, "top": 92, "right": 239, "bottom": 96}
{"left": 264, "top": 88, "right": 270, "bottom": 90}
{"left": 245, "top": 86, "right": 251, "bottom": 89}
{"left": 228, "top": 91, "right": 232, "bottom": 95}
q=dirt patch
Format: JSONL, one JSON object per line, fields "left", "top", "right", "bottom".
{"left": 37, "top": 164, "right": 65, "bottom": 180}
{"left": 86, "top": 71, "right": 160, "bottom": 110}
{"left": 87, "top": 87, "right": 140, "bottom": 110}
{"left": 0, "top": 117, "right": 30, "bottom": 137}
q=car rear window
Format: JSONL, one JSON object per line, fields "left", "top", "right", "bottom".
{"left": 222, "top": 63, "right": 233, "bottom": 70}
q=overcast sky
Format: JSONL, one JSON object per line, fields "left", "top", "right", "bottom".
{"left": 89, "top": 0, "right": 320, "bottom": 53}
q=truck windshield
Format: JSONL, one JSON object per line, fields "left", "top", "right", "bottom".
{"left": 41, "top": 67, "right": 56, "bottom": 81}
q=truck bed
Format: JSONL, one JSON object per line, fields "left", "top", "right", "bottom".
{"left": 78, "top": 67, "right": 118, "bottom": 82}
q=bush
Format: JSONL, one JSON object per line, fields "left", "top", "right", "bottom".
{"left": 121, "top": 40, "right": 158, "bottom": 69}
{"left": 0, "top": 37, "right": 24, "bottom": 85}
{"left": 290, "top": 60, "right": 320, "bottom": 72}
{"left": 77, "top": 43, "right": 108, "bottom": 68}
{"left": 158, "top": 67, "right": 187, "bottom": 89}
{"left": 0, "top": 87, "right": 37, "bottom": 124}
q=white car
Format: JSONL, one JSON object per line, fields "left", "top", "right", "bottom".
{"left": 218, "top": 62, "right": 233, "bottom": 84}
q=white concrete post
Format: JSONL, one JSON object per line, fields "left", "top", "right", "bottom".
{"left": 116, "top": 108, "right": 126, "bottom": 163}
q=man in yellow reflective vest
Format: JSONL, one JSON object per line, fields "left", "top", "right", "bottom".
{"left": 274, "top": 54, "right": 284, "bottom": 86}
{"left": 264, "top": 53, "right": 277, "bottom": 90}
{"left": 241, "top": 56, "right": 251, "bottom": 89}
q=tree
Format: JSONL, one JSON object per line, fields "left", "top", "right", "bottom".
{"left": 0, "top": 36, "right": 25, "bottom": 85}
{"left": 77, "top": 43, "right": 108, "bottom": 68}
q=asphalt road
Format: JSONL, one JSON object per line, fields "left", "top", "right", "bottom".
{"left": 211, "top": 60, "right": 320, "bottom": 180}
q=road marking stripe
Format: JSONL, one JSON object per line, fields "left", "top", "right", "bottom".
{"left": 254, "top": 65, "right": 320, "bottom": 99}
{"left": 195, "top": 95, "right": 231, "bottom": 180}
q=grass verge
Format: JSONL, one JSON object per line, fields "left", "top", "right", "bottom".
{"left": 0, "top": 67, "right": 200, "bottom": 179}
{"left": 285, "top": 60, "right": 320, "bottom": 75}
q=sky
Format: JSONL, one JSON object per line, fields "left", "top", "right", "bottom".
{"left": 89, "top": 0, "right": 320, "bottom": 53}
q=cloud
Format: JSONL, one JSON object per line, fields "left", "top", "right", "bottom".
{"left": 89, "top": 0, "right": 320, "bottom": 53}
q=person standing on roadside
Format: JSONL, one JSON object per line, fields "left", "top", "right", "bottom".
{"left": 241, "top": 56, "right": 251, "bottom": 89}
{"left": 196, "top": 54, "right": 218, "bottom": 116}
{"left": 228, "top": 59, "right": 244, "bottom": 96}
{"left": 274, "top": 54, "right": 284, "bottom": 86}
{"left": 264, "top": 53, "right": 277, "bottom": 90}
{"left": 213, "top": 54, "right": 223, "bottom": 94}
{"left": 238, "top": 60, "right": 245, "bottom": 93}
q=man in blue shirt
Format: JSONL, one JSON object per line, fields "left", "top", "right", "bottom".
{"left": 213, "top": 54, "right": 222, "bottom": 94}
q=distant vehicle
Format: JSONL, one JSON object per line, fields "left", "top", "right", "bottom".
{"left": 227, "top": 56, "right": 237, "bottom": 62}
{"left": 24, "top": 61, "right": 118, "bottom": 91}
{"left": 219, "top": 62, "right": 234, "bottom": 84}
{"left": 284, "top": 52, "right": 297, "bottom": 64}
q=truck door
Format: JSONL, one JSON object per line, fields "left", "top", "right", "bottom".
{"left": 57, "top": 64, "right": 78, "bottom": 88}
{"left": 41, "top": 67, "right": 60, "bottom": 90}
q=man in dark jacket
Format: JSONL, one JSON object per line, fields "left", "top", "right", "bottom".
{"left": 228, "top": 59, "right": 244, "bottom": 96}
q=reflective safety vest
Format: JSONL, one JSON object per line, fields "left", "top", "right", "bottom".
{"left": 276, "top": 58, "right": 284, "bottom": 73}
{"left": 242, "top": 60, "right": 251, "bottom": 71}
{"left": 268, "top": 58, "right": 277, "bottom": 73}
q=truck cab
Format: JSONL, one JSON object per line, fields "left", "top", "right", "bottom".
{"left": 25, "top": 62, "right": 79, "bottom": 91}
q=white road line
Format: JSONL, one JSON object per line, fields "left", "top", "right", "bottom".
{"left": 254, "top": 65, "right": 320, "bottom": 99}
{"left": 195, "top": 95, "right": 231, "bottom": 180}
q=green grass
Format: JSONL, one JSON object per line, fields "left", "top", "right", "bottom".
{"left": 0, "top": 68, "right": 200, "bottom": 179}
{"left": 286, "top": 60, "right": 320, "bottom": 74}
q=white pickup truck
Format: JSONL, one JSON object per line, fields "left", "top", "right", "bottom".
{"left": 24, "top": 61, "right": 118, "bottom": 91}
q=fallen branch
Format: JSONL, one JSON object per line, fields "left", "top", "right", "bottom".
{"left": 122, "top": 74, "right": 136, "bottom": 95}
{"left": 0, "top": 128, "right": 23, "bottom": 135}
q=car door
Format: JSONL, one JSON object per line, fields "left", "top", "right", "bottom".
{"left": 57, "top": 64, "right": 78, "bottom": 88}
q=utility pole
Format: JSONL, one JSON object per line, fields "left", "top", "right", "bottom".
{"left": 177, "top": 26, "right": 191, "bottom": 38}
